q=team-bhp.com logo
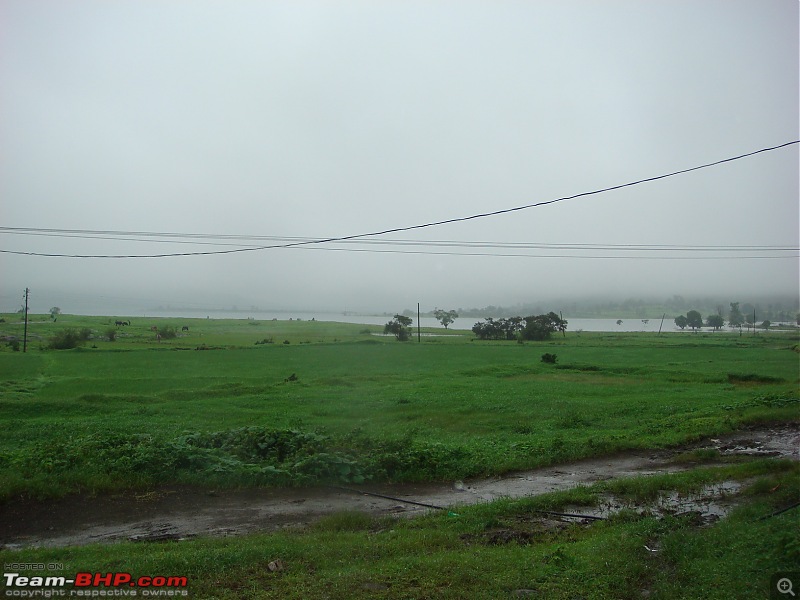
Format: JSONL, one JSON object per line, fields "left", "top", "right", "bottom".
{"left": 3, "top": 572, "right": 189, "bottom": 597}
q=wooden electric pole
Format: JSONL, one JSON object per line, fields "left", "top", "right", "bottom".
{"left": 23, "top": 288, "right": 29, "bottom": 353}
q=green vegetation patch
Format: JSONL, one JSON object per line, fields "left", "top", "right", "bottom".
{"left": 0, "top": 316, "right": 797, "bottom": 500}
{"left": 1, "top": 459, "right": 796, "bottom": 599}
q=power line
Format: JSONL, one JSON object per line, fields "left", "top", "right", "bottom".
{"left": 1, "top": 228, "right": 796, "bottom": 252}
{"left": 1, "top": 139, "right": 797, "bottom": 259}
{"left": 286, "top": 245, "right": 798, "bottom": 260}
{"left": 2, "top": 231, "right": 796, "bottom": 260}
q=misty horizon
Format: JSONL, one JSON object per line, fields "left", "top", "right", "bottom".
{"left": 6, "top": 285, "right": 798, "bottom": 321}
{"left": 2, "top": 1, "right": 798, "bottom": 313}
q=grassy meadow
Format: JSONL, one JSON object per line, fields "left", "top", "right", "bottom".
{"left": 0, "top": 313, "right": 798, "bottom": 598}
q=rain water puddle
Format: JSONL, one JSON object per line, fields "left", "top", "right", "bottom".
{"left": 1, "top": 425, "right": 796, "bottom": 549}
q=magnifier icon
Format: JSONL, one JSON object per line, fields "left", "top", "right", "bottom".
{"left": 778, "top": 578, "right": 796, "bottom": 596}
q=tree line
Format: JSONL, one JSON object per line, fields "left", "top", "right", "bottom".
{"left": 415, "top": 296, "right": 799, "bottom": 322}
{"left": 471, "top": 312, "right": 568, "bottom": 341}
{"left": 384, "top": 311, "right": 567, "bottom": 341}
{"left": 674, "top": 302, "right": 782, "bottom": 332}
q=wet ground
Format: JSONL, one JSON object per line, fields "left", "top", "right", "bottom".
{"left": 1, "top": 424, "right": 797, "bottom": 549}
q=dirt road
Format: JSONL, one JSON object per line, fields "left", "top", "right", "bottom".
{"left": 1, "top": 424, "right": 797, "bottom": 549}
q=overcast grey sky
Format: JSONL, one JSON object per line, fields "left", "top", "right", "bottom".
{"left": 2, "top": 0, "right": 798, "bottom": 315}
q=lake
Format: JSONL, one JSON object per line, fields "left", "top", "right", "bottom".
{"left": 139, "top": 309, "right": 701, "bottom": 333}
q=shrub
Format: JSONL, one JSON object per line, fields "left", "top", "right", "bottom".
{"left": 105, "top": 328, "right": 117, "bottom": 342}
{"left": 48, "top": 328, "right": 86, "bottom": 350}
{"left": 158, "top": 326, "right": 177, "bottom": 340}
{"left": 541, "top": 353, "right": 558, "bottom": 364}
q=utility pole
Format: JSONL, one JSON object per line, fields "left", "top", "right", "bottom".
{"left": 417, "top": 303, "right": 421, "bottom": 343}
{"left": 23, "top": 288, "right": 29, "bottom": 353}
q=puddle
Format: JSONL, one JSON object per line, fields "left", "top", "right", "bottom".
{"left": 561, "top": 480, "right": 744, "bottom": 525}
{"left": 1, "top": 424, "right": 796, "bottom": 549}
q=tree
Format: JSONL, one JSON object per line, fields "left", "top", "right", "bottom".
{"left": 521, "top": 312, "right": 568, "bottom": 341}
{"left": 472, "top": 313, "right": 567, "bottom": 341}
{"left": 686, "top": 310, "right": 703, "bottom": 332}
{"left": 674, "top": 315, "right": 688, "bottom": 330}
{"left": 761, "top": 320, "right": 771, "bottom": 330}
{"left": 471, "top": 317, "right": 523, "bottom": 340}
{"left": 706, "top": 314, "right": 724, "bottom": 330}
{"left": 49, "top": 307, "right": 61, "bottom": 321}
{"left": 472, "top": 318, "right": 500, "bottom": 340}
{"left": 384, "top": 314, "right": 413, "bottom": 341}
{"left": 433, "top": 308, "right": 458, "bottom": 330}
{"left": 728, "top": 302, "right": 744, "bottom": 330}
{"left": 502, "top": 317, "right": 524, "bottom": 340}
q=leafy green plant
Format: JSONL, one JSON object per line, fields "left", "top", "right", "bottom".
{"left": 47, "top": 328, "right": 86, "bottom": 349}
{"left": 158, "top": 325, "right": 177, "bottom": 339}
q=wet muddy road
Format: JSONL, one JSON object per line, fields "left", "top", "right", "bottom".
{"left": 2, "top": 424, "right": 797, "bottom": 549}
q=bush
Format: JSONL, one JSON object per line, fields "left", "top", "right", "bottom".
{"left": 105, "top": 328, "right": 117, "bottom": 342}
{"left": 158, "top": 326, "right": 177, "bottom": 340}
{"left": 541, "top": 353, "right": 558, "bottom": 364}
{"left": 48, "top": 328, "right": 86, "bottom": 350}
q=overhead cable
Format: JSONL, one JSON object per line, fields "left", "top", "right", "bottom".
{"left": 0, "top": 228, "right": 796, "bottom": 252}
{"left": 1, "top": 139, "right": 797, "bottom": 259}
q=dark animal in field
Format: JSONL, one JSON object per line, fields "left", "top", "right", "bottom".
{"left": 115, "top": 320, "right": 130, "bottom": 327}
{"left": 181, "top": 326, "right": 189, "bottom": 332}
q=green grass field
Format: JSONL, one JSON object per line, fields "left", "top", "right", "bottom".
{"left": 0, "top": 313, "right": 798, "bottom": 598}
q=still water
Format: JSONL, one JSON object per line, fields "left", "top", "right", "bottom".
{"left": 142, "top": 309, "right": 686, "bottom": 333}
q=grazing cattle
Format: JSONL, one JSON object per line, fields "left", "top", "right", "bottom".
{"left": 181, "top": 326, "right": 189, "bottom": 332}
{"left": 115, "top": 320, "right": 130, "bottom": 327}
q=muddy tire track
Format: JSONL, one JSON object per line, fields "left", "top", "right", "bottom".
{"left": 1, "top": 424, "right": 797, "bottom": 549}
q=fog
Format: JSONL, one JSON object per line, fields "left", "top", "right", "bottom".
{"left": 2, "top": 1, "right": 798, "bottom": 316}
